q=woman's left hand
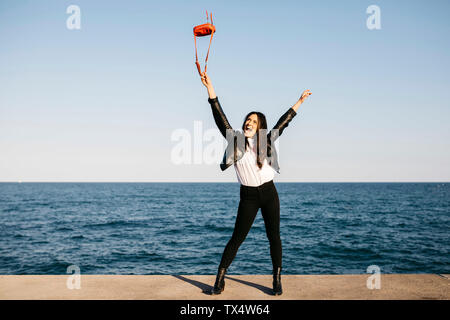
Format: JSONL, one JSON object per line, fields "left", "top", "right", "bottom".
{"left": 299, "top": 89, "right": 312, "bottom": 103}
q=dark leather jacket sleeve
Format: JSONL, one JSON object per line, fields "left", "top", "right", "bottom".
{"left": 208, "top": 97, "right": 233, "bottom": 138}
{"left": 268, "top": 108, "right": 297, "bottom": 142}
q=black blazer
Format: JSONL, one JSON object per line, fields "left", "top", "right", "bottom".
{"left": 208, "top": 97, "right": 297, "bottom": 173}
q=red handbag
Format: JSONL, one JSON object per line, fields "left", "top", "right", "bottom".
{"left": 193, "top": 11, "right": 216, "bottom": 76}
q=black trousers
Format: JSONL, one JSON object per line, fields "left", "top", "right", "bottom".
{"left": 219, "top": 180, "right": 282, "bottom": 270}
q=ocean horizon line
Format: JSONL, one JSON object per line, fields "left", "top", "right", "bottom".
{"left": 1, "top": 181, "right": 449, "bottom": 184}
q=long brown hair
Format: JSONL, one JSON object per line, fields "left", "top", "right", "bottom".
{"left": 241, "top": 111, "right": 268, "bottom": 169}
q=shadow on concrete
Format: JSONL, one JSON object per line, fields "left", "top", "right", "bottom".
{"left": 225, "top": 276, "right": 273, "bottom": 295}
{"left": 172, "top": 275, "right": 213, "bottom": 295}
{"left": 172, "top": 275, "right": 274, "bottom": 296}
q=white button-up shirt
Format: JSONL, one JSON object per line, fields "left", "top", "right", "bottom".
{"left": 234, "top": 136, "right": 275, "bottom": 187}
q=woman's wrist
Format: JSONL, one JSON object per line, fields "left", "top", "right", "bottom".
{"left": 291, "top": 99, "right": 302, "bottom": 112}
{"left": 207, "top": 86, "right": 216, "bottom": 99}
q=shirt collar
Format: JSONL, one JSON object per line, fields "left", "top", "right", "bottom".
{"left": 247, "top": 136, "right": 257, "bottom": 148}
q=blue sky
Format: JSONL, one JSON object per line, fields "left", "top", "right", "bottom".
{"left": 0, "top": 0, "right": 449, "bottom": 182}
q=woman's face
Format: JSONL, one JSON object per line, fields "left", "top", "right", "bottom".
{"left": 244, "top": 113, "right": 258, "bottom": 138}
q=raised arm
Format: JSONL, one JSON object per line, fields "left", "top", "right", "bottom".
{"left": 200, "top": 72, "right": 233, "bottom": 138}
{"left": 269, "top": 89, "right": 312, "bottom": 140}
{"left": 291, "top": 89, "right": 312, "bottom": 113}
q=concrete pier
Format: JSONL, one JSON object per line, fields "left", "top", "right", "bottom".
{"left": 0, "top": 274, "right": 448, "bottom": 300}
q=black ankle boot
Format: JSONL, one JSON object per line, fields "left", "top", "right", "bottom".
{"left": 272, "top": 267, "right": 283, "bottom": 296}
{"left": 211, "top": 268, "right": 227, "bottom": 295}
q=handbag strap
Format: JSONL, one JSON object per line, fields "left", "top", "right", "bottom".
{"left": 194, "top": 11, "right": 214, "bottom": 76}
{"left": 195, "top": 35, "right": 201, "bottom": 75}
{"left": 204, "top": 30, "right": 214, "bottom": 73}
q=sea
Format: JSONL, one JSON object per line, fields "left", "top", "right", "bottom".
{"left": 0, "top": 182, "right": 448, "bottom": 275}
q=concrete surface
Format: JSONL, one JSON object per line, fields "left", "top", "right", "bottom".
{"left": 0, "top": 274, "right": 448, "bottom": 300}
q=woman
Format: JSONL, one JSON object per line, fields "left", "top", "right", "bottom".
{"left": 200, "top": 72, "right": 311, "bottom": 296}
